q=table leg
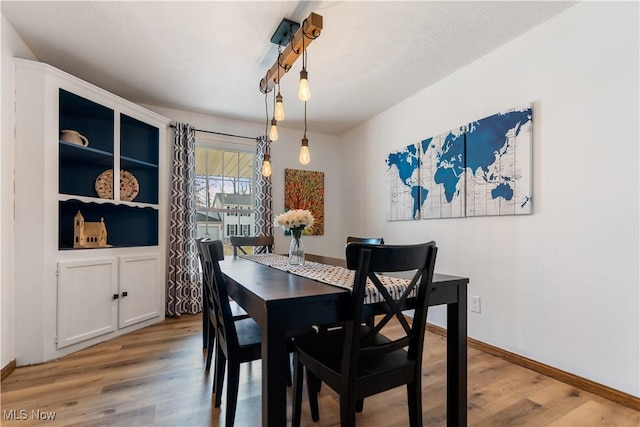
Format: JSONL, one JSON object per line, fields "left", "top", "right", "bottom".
{"left": 261, "top": 312, "right": 288, "bottom": 427}
{"left": 447, "top": 283, "right": 468, "bottom": 427}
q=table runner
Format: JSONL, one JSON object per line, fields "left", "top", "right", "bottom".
{"left": 239, "top": 254, "right": 413, "bottom": 304}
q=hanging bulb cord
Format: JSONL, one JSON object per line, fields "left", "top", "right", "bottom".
{"left": 300, "top": 19, "right": 320, "bottom": 69}
{"left": 302, "top": 18, "right": 321, "bottom": 41}
{"left": 302, "top": 26, "right": 306, "bottom": 70}
{"left": 264, "top": 84, "right": 269, "bottom": 137}
{"left": 304, "top": 101, "right": 307, "bottom": 137}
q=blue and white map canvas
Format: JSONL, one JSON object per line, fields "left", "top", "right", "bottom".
{"left": 465, "top": 104, "right": 533, "bottom": 216}
{"left": 386, "top": 103, "right": 533, "bottom": 220}
{"left": 420, "top": 129, "right": 466, "bottom": 219}
{"left": 386, "top": 143, "right": 422, "bottom": 221}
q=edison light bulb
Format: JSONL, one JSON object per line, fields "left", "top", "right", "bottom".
{"left": 261, "top": 155, "right": 272, "bottom": 177}
{"left": 299, "top": 137, "right": 310, "bottom": 165}
{"left": 298, "top": 70, "right": 311, "bottom": 101}
{"left": 269, "top": 118, "right": 279, "bottom": 142}
{"left": 274, "top": 92, "right": 285, "bottom": 121}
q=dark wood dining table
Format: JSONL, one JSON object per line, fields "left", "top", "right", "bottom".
{"left": 220, "top": 253, "right": 469, "bottom": 427}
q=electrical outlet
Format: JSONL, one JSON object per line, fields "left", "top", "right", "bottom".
{"left": 470, "top": 295, "right": 481, "bottom": 313}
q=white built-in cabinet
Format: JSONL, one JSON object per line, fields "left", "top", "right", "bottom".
{"left": 14, "top": 59, "right": 170, "bottom": 365}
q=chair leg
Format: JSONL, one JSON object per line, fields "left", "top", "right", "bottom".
{"left": 225, "top": 362, "right": 241, "bottom": 427}
{"left": 202, "top": 311, "right": 208, "bottom": 349}
{"left": 205, "top": 326, "right": 215, "bottom": 372}
{"left": 356, "top": 398, "right": 364, "bottom": 413}
{"left": 214, "top": 347, "right": 226, "bottom": 408}
{"left": 340, "top": 394, "right": 357, "bottom": 427}
{"left": 292, "top": 353, "right": 304, "bottom": 427}
{"left": 286, "top": 353, "right": 293, "bottom": 387}
{"left": 306, "top": 369, "right": 321, "bottom": 422}
{"left": 365, "top": 315, "right": 375, "bottom": 328}
{"left": 407, "top": 381, "right": 422, "bottom": 427}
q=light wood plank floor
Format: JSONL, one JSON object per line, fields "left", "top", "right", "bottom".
{"left": 1, "top": 315, "right": 638, "bottom": 426}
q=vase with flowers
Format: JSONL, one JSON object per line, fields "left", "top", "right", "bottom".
{"left": 274, "top": 209, "right": 315, "bottom": 266}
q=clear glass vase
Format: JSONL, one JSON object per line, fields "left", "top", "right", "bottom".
{"left": 288, "top": 234, "right": 305, "bottom": 266}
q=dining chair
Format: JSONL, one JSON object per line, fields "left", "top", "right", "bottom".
{"left": 195, "top": 238, "right": 248, "bottom": 365}
{"left": 345, "top": 236, "right": 385, "bottom": 245}
{"left": 204, "top": 240, "right": 314, "bottom": 427}
{"left": 201, "top": 239, "right": 262, "bottom": 427}
{"left": 230, "top": 235, "right": 274, "bottom": 256}
{"left": 317, "top": 237, "right": 385, "bottom": 333}
{"left": 195, "top": 238, "right": 209, "bottom": 349}
{"left": 292, "top": 241, "right": 438, "bottom": 427}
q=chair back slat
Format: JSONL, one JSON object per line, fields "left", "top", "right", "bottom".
{"left": 230, "top": 235, "right": 274, "bottom": 256}
{"left": 201, "top": 240, "right": 240, "bottom": 352}
{"left": 342, "top": 242, "right": 438, "bottom": 373}
{"left": 195, "top": 238, "right": 211, "bottom": 310}
{"left": 346, "top": 236, "right": 384, "bottom": 245}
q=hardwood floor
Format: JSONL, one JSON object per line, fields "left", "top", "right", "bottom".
{"left": 1, "top": 315, "right": 638, "bottom": 426}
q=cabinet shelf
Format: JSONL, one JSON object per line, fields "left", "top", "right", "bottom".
{"left": 60, "top": 141, "right": 113, "bottom": 165}
{"left": 59, "top": 200, "right": 159, "bottom": 249}
{"left": 58, "top": 194, "right": 158, "bottom": 208}
{"left": 120, "top": 156, "right": 158, "bottom": 170}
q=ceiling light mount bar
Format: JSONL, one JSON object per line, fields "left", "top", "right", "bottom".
{"left": 259, "top": 12, "right": 323, "bottom": 94}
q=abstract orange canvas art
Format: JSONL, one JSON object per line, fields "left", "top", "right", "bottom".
{"left": 284, "top": 168, "right": 324, "bottom": 235}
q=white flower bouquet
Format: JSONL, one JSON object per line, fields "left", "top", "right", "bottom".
{"left": 274, "top": 209, "right": 315, "bottom": 238}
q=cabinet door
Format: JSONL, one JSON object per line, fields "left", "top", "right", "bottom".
{"left": 118, "top": 255, "right": 159, "bottom": 328}
{"left": 57, "top": 258, "right": 118, "bottom": 349}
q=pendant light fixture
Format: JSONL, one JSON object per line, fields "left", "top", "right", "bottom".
{"left": 298, "top": 25, "right": 311, "bottom": 102}
{"left": 261, "top": 83, "right": 272, "bottom": 177}
{"left": 269, "top": 89, "right": 279, "bottom": 141}
{"left": 258, "top": 13, "right": 322, "bottom": 172}
{"left": 261, "top": 152, "right": 272, "bottom": 177}
{"left": 274, "top": 47, "right": 285, "bottom": 121}
{"left": 299, "top": 101, "right": 310, "bottom": 165}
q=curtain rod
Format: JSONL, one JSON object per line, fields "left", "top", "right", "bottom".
{"left": 169, "top": 124, "right": 257, "bottom": 141}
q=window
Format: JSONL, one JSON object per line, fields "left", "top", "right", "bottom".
{"left": 194, "top": 135, "right": 256, "bottom": 254}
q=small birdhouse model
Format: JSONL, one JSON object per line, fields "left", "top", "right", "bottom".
{"left": 73, "top": 211, "right": 108, "bottom": 248}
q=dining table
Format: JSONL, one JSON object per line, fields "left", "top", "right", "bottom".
{"left": 219, "top": 253, "right": 469, "bottom": 427}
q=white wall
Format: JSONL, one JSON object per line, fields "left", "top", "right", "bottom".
{"left": 142, "top": 105, "right": 346, "bottom": 258}
{"left": 340, "top": 2, "right": 639, "bottom": 396}
{"left": 1, "top": 16, "right": 37, "bottom": 371}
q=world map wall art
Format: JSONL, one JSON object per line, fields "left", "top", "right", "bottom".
{"left": 386, "top": 104, "right": 533, "bottom": 220}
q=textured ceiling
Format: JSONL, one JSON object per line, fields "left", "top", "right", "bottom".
{"left": 2, "top": 1, "right": 575, "bottom": 136}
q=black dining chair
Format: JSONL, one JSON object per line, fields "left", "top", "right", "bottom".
{"left": 317, "top": 237, "right": 385, "bottom": 334}
{"left": 201, "top": 239, "right": 263, "bottom": 427}
{"left": 195, "top": 238, "right": 210, "bottom": 349}
{"left": 292, "top": 242, "right": 438, "bottom": 427}
{"left": 203, "top": 240, "right": 314, "bottom": 427}
{"left": 230, "top": 235, "right": 274, "bottom": 256}
{"left": 195, "top": 238, "right": 248, "bottom": 366}
{"left": 346, "top": 236, "right": 385, "bottom": 245}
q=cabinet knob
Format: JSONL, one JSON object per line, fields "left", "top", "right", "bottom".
{"left": 122, "top": 291, "right": 128, "bottom": 298}
{"left": 112, "top": 294, "right": 119, "bottom": 300}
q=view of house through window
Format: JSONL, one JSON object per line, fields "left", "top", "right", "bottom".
{"left": 195, "top": 143, "right": 255, "bottom": 254}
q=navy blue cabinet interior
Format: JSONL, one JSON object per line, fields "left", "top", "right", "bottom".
{"left": 59, "top": 201, "right": 158, "bottom": 249}
{"left": 58, "top": 89, "right": 160, "bottom": 249}
{"left": 120, "top": 114, "right": 159, "bottom": 204}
